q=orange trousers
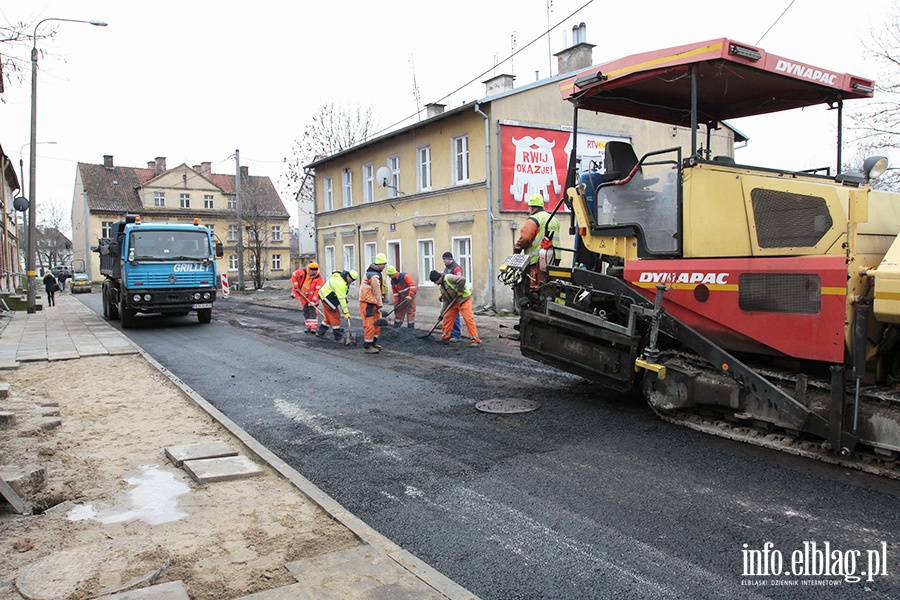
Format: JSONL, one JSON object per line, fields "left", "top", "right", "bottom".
{"left": 360, "top": 302, "right": 382, "bottom": 343}
{"left": 441, "top": 298, "right": 480, "bottom": 342}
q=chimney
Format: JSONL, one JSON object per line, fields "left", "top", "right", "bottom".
{"left": 425, "top": 103, "right": 445, "bottom": 118}
{"left": 240, "top": 165, "right": 249, "bottom": 178}
{"left": 554, "top": 23, "right": 595, "bottom": 75}
{"left": 201, "top": 161, "right": 211, "bottom": 175}
{"left": 147, "top": 161, "right": 156, "bottom": 171}
{"left": 155, "top": 156, "right": 167, "bottom": 174}
{"left": 483, "top": 74, "right": 515, "bottom": 96}
{"left": 193, "top": 164, "right": 201, "bottom": 172}
{"left": 103, "top": 155, "right": 114, "bottom": 169}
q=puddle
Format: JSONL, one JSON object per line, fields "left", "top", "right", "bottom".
{"left": 67, "top": 464, "right": 190, "bottom": 525}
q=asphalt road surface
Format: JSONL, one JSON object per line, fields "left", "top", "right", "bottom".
{"left": 78, "top": 293, "right": 900, "bottom": 599}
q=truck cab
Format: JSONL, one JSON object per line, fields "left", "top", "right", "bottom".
{"left": 97, "top": 214, "right": 224, "bottom": 327}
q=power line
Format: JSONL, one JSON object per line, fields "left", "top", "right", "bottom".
{"left": 756, "top": 0, "right": 797, "bottom": 45}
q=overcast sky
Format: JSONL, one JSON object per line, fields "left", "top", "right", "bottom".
{"left": 1, "top": 0, "right": 895, "bottom": 232}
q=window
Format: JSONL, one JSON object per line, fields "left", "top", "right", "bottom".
{"left": 207, "top": 224, "right": 216, "bottom": 240}
{"left": 154, "top": 192, "right": 165, "bottom": 207}
{"left": 418, "top": 146, "right": 432, "bottom": 192}
{"left": 101, "top": 221, "right": 113, "bottom": 238}
{"left": 271, "top": 226, "right": 282, "bottom": 241}
{"left": 342, "top": 169, "right": 353, "bottom": 207}
{"left": 388, "top": 155, "right": 400, "bottom": 198}
{"left": 325, "top": 246, "right": 335, "bottom": 275}
{"left": 227, "top": 197, "right": 237, "bottom": 210}
{"left": 452, "top": 236, "right": 472, "bottom": 279}
{"left": 364, "top": 242, "right": 377, "bottom": 267}
{"left": 324, "top": 177, "right": 333, "bottom": 211}
{"left": 228, "top": 225, "right": 238, "bottom": 242}
{"left": 343, "top": 244, "right": 356, "bottom": 272}
{"left": 271, "top": 254, "right": 282, "bottom": 270}
{"left": 452, "top": 135, "right": 469, "bottom": 184}
{"left": 363, "top": 163, "right": 374, "bottom": 203}
{"left": 418, "top": 239, "right": 435, "bottom": 285}
{"left": 180, "top": 193, "right": 191, "bottom": 208}
{"left": 229, "top": 255, "right": 238, "bottom": 271}
{"left": 204, "top": 194, "right": 214, "bottom": 209}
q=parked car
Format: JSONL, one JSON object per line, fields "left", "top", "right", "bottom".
{"left": 50, "top": 265, "right": 73, "bottom": 279}
{"left": 69, "top": 272, "right": 92, "bottom": 294}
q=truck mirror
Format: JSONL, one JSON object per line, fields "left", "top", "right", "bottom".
{"left": 215, "top": 242, "right": 224, "bottom": 258}
{"left": 108, "top": 241, "right": 119, "bottom": 255}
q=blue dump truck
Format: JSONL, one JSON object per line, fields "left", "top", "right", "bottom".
{"left": 96, "top": 214, "right": 224, "bottom": 328}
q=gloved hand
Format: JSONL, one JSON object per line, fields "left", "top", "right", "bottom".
{"left": 291, "top": 291, "right": 298, "bottom": 299}
{"left": 377, "top": 305, "right": 383, "bottom": 313}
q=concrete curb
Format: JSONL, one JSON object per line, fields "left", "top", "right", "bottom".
{"left": 134, "top": 346, "right": 478, "bottom": 600}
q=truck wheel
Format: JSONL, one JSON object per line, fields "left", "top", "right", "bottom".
{"left": 102, "top": 287, "right": 109, "bottom": 318}
{"left": 105, "top": 285, "right": 119, "bottom": 320}
{"left": 120, "top": 297, "right": 136, "bottom": 329}
{"left": 197, "top": 308, "right": 212, "bottom": 324}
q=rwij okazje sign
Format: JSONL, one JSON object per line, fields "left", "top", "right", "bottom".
{"left": 500, "top": 123, "right": 630, "bottom": 212}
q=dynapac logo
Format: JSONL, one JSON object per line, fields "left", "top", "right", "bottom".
{"left": 172, "top": 264, "right": 206, "bottom": 273}
{"left": 775, "top": 59, "right": 837, "bottom": 85}
{"left": 638, "top": 272, "right": 730, "bottom": 285}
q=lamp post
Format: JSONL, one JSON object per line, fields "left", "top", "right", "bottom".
{"left": 28, "top": 17, "right": 107, "bottom": 313}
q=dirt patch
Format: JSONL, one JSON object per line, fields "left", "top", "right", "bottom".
{"left": 0, "top": 355, "right": 359, "bottom": 599}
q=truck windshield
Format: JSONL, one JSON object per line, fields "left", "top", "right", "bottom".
{"left": 130, "top": 230, "right": 211, "bottom": 260}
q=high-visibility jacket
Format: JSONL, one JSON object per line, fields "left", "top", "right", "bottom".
{"left": 290, "top": 268, "right": 306, "bottom": 299}
{"left": 359, "top": 266, "right": 384, "bottom": 305}
{"left": 523, "top": 210, "right": 561, "bottom": 264}
{"left": 440, "top": 273, "right": 471, "bottom": 305}
{"left": 299, "top": 268, "right": 324, "bottom": 304}
{"left": 319, "top": 271, "right": 351, "bottom": 315}
{"left": 390, "top": 272, "right": 417, "bottom": 298}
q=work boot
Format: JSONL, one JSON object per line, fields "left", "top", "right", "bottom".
{"left": 449, "top": 337, "right": 460, "bottom": 343}
{"left": 373, "top": 337, "right": 383, "bottom": 350}
{"left": 407, "top": 322, "right": 415, "bottom": 329}
{"left": 439, "top": 336, "right": 451, "bottom": 345}
{"left": 315, "top": 325, "right": 328, "bottom": 339}
{"left": 394, "top": 322, "right": 402, "bottom": 328}
{"left": 470, "top": 338, "right": 483, "bottom": 347}
{"left": 364, "top": 343, "right": 379, "bottom": 354}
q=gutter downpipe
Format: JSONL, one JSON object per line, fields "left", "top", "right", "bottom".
{"left": 475, "top": 102, "right": 494, "bottom": 311}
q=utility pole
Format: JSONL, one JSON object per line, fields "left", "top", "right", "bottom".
{"left": 235, "top": 149, "right": 245, "bottom": 291}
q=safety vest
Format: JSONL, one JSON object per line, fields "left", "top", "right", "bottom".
{"left": 526, "top": 211, "right": 561, "bottom": 265}
{"left": 390, "top": 273, "right": 417, "bottom": 297}
{"left": 359, "top": 268, "right": 384, "bottom": 304}
{"left": 443, "top": 275, "right": 472, "bottom": 300}
{"left": 299, "top": 269, "right": 323, "bottom": 301}
{"left": 319, "top": 272, "right": 350, "bottom": 312}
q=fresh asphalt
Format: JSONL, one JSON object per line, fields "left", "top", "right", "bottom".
{"left": 76, "top": 293, "right": 900, "bottom": 600}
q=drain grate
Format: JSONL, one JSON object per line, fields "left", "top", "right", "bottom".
{"left": 475, "top": 398, "right": 540, "bottom": 414}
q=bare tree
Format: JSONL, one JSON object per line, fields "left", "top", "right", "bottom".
{"left": 281, "top": 101, "right": 378, "bottom": 253}
{"left": 850, "top": 2, "right": 900, "bottom": 190}
{"left": 242, "top": 198, "right": 270, "bottom": 291}
{"left": 0, "top": 18, "right": 58, "bottom": 95}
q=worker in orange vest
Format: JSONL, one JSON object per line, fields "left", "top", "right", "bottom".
{"left": 292, "top": 262, "right": 325, "bottom": 333}
{"left": 359, "top": 253, "right": 388, "bottom": 354}
{"left": 385, "top": 266, "right": 417, "bottom": 329}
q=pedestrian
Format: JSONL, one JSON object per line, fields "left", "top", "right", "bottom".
{"left": 292, "top": 262, "right": 325, "bottom": 333}
{"left": 385, "top": 266, "right": 417, "bottom": 329}
{"left": 316, "top": 270, "right": 358, "bottom": 342}
{"left": 514, "top": 193, "right": 561, "bottom": 288}
{"left": 57, "top": 270, "right": 69, "bottom": 292}
{"left": 429, "top": 269, "right": 482, "bottom": 347}
{"left": 42, "top": 271, "right": 59, "bottom": 307}
{"left": 441, "top": 251, "right": 464, "bottom": 342}
{"left": 360, "top": 253, "right": 388, "bottom": 354}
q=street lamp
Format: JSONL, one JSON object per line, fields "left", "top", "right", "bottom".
{"left": 28, "top": 17, "right": 107, "bottom": 313}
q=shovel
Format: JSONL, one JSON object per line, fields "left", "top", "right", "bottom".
{"left": 417, "top": 297, "right": 460, "bottom": 339}
{"left": 374, "top": 297, "right": 409, "bottom": 327}
{"left": 343, "top": 314, "right": 358, "bottom": 346}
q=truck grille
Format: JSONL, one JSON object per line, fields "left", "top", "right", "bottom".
{"left": 127, "top": 272, "right": 214, "bottom": 287}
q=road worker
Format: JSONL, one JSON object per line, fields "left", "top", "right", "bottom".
{"left": 386, "top": 266, "right": 417, "bottom": 329}
{"left": 360, "top": 253, "right": 388, "bottom": 354}
{"left": 441, "top": 251, "right": 464, "bottom": 342}
{"left": 316, "top": 269, "right": 358, "bottom": 342}
{"left": 429, "top": 270, "right": 482, "bottom": 348}
{"left": 514, "top": 193, "right": 561, "bottom": 287}
{"left": 292, "top": 262, "right": 325, "bottom": 333}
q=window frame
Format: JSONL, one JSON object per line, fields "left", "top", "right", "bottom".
{"left": 325, "top": 246, "right": 335, "bottom": 275}
{"left": 452, "top": 236, "right": 473, "bottom": 280}
{"left": 343, "top": 243, "right": 356, "bottom": 273}
{"left": 203, "top": 194, "right": 214, "bottom": 209}
{"left": 388, "top": 155, "right": 400, "bottom": 199}
{"left": 271, "top": 254, "right": 282, "bottom": 270}
{"left": 363, "top": 163, "right": 374, "bottom": 204}
{"left": 417, "top": 145, "right": 432, "bottom": 192}
{"left": 180, "top": 193, "right": 191, "bottom": 209}
{"left": 153, "top": 192, "right": 165, "bottom": 207}
{"left": 324, "top": 177, "right": 333, "bottom": 211}
{"left": 417, "top": 238, "right": 435, "bottom": 286}
{"left": 342, "top": 169, "right": 353, "bottom": 208}
{"left": 271, "top": 225, "right": 282, "bottom": 242}
{"left": 452, "top": 134, "right": 469, "bottom": 185}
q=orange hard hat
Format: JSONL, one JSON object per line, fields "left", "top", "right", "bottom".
{"left": 308, "top": 262, "right": 319, "bottom": 269}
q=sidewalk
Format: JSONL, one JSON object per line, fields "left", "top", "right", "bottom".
{"left": 0, "top": 293, "right": 479, "bottom": 600}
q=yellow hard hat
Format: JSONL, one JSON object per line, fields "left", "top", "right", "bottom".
{"left": 375, "top": 253, "right": 388, "bottom": 265}
{"left": 528, "top": 193, "right": 545, "bottom": 207}
{"left": 386, "top": 266, "right": 397, "bottom": 276}
{"left": 348, "top": 269, "right": 359, "bottom": 280}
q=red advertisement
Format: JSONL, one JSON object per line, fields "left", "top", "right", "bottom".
{"left": 500, "top": 124, "right": 629, "bottom": 212}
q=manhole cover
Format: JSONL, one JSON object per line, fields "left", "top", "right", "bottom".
{"left": 475, "top": 398, "right": 540, "bottom": 414}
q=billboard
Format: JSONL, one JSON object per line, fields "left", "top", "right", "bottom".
{"left": 500, "top": 123, "right": 630, "bottom": 212}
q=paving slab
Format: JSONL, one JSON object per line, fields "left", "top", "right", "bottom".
{"left": 181, "top": 455, "right": 263, "bottom": 483}
{"left": 164, "top": 440, "right": 239, "bottom": 466}
{"left": 97, "top": 580, "right": 190, "bottom": 600}
{"left": 282, "top": 546, "right": 447, "bottom": 599}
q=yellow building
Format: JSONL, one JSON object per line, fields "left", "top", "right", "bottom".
{"left": 72, "top": 156, "right": 290, "bottom": 286}
{"left": 309, "top": 40, "right": 736, "bottom": 312}
{"left": 0, "top": 145, "right": 23, "bottom": 295}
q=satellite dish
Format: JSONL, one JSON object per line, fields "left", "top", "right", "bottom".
{"left": 375, "top": 166, "right": 392, "bottom": 187}
{"left": 13, "top": 196, "right": 29, "bottom": 212}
